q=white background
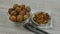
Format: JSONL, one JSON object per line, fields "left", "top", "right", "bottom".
{"left": 0, "top": 0, "right": 60, "bottom": 34}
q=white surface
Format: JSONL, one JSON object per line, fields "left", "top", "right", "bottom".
{"left": 0, "top": 0, "right": 60, "bottom": 34}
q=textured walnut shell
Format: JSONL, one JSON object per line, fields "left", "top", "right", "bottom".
{"left": 10, "top": 11, "right": 17, "bottom": 16}
{"left": 8, "top": 8, "right": 13, "bottom": 14}
{"left": 25, "top": 6, "right": 31, "bottom": 12}
{"left": 19, "top": 10, "right": 26, "bottom": 15}
{"left": 17, "top": 15, "right": 23, "bottom": 22}
{"left": 24, "top": 15, "right": 29, "bottom": 20}
{"left": 20, "top": 4, "right": 25, "bottom": 9}
{"left": 13, "top": 4, "right": 18, "bottom": 9}
{"left": 15, "top": 7, "right": 21, "bottom": 12}
{"left": 9, "top": 16, "right": 16, "bottom": 22}
{"left": 25, "top": 12, "right": 30, "bottom": 16}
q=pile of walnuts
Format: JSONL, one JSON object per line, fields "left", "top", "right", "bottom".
{"left": 8, "top": 4, "right": 31, "bottom": 23}
{"left": 33, "top": 12, "right": 51, "bottom": 24}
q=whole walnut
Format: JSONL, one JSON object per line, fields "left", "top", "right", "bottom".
{"left": 15, "top": 7, "right": 21, "bottom": 12}
{"left": 13, "top": 4, "right": 18, "bottom": 9}
{"left": 24, "top": 15, "right": 29, "bottom": 20}
{"left": 17, "top": 15, "right": 23, "bottom": 22}
{"left": 25, "top": 12, "right": 30, "bottom": 16}
{"left": 8, "top": 8, "right": 13, "bottom": 14}
{"left": 25, "top": 6, "right": 31, "bottom": 12}
{"left": 9, "top": 16, "right": 16, "bottom": 22}
{"left": 20, "top": 4, "right": 25, "bottom": 10}
{"left": 19, "top": 9, "right": 26, "bottom": 15}
{"left": 10, "top": 11, "right": 17, "bottom": 16}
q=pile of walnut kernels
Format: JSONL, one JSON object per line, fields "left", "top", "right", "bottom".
{"left": 8, "top": 4, "right": 31, "bottom": 23}
{"left": 33, "top": 12, "right": 51, "bottom": 24}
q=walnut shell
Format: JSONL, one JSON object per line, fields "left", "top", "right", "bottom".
{"left": 25, "top": 12, "right": 30, "bottom": 16}
{"left": 24, "top": 15, "right": 29, "bottom": 20}
{"left": 15, "top": 7, "right": 21, "bottom": 12}
{"left": 19, "top": 10, "right": 26, "bottom": 15}
{"left": 13, "top": 4, "right": 18, "bottom": 9}
{"left": 10, "top": 11, "right": 17, "bottom": 16}
{"left": 17, "top": 15, "right": 23, "bottom": 22}
{"left": 9, "top": 16, "right": 16, "bottom": 22}
{"left": 8, "top": 8, "right": 13, "bottom": 14}
{"left": 25, "top": 6, "right": 31, "bottom": 12}
{"left": 20, "top": 4, "right": 25, "bottom": 9}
